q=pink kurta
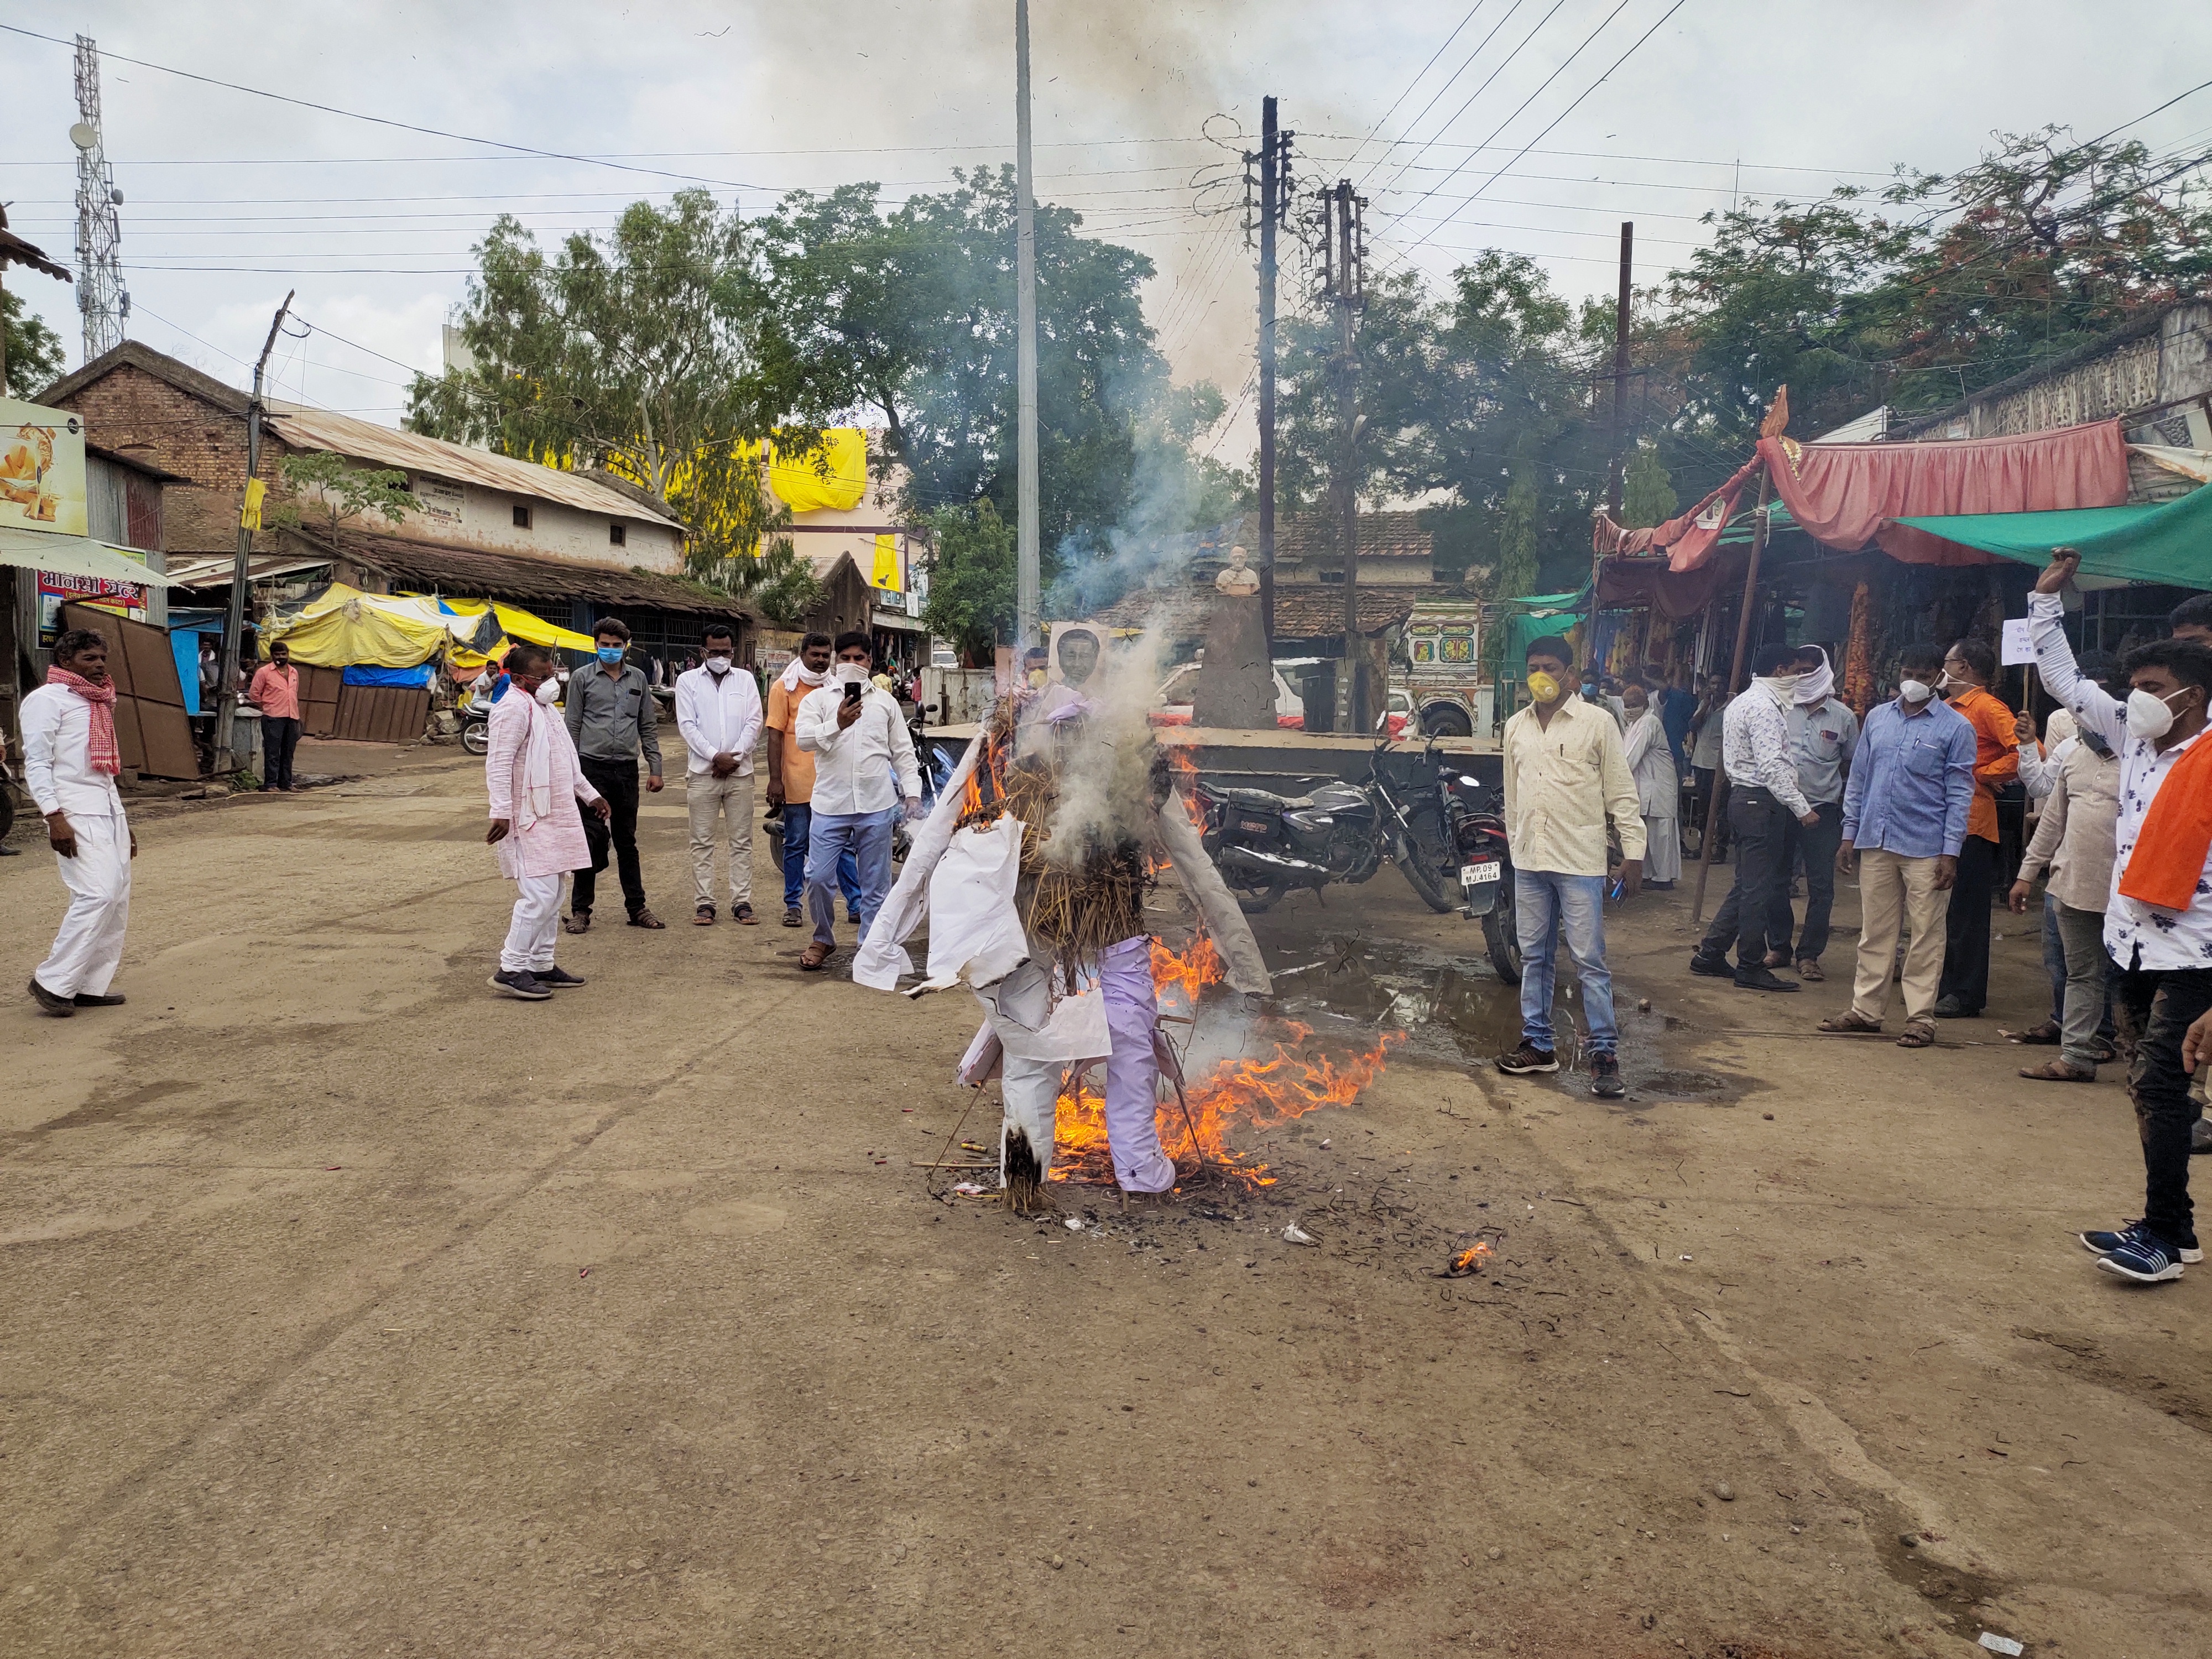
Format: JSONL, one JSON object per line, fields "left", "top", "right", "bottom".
{"left": 484, "top": 691, "right": 599, "bottom": 879}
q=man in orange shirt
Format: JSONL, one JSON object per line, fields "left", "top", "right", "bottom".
{"left": 764, "top": 632, "right": 858, "bottom": 929}
{"left": 249, "top": 641, "right": 303, "bottom": 792}
{"left": 1933, "top": 635, "right": 2018, "bottom": 1018}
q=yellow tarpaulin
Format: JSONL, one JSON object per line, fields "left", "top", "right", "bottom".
{"left": 492, "top": 603, "right": 598, "bottom": 653}
{"left": 767, "top": 427, "right": 867, "bottom": 514}
{"left": 264, "top": 584, "right": 452, "bottom": 668}
{"left": 872, "top": 532, "right": 902, "bottom": 592}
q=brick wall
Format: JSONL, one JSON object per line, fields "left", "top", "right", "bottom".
{"left": 47, "top": 363, "right": 293, "bottom": 557}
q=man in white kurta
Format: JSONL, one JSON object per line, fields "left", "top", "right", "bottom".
{"left": 484, "top": 646, "right": 608, "bottom": 1000}
{"left": 23, "top": 629, "right": 135, "bottom": 1016}
{"left": 1620, "top": 684, "right": 1682, "bottom": 886}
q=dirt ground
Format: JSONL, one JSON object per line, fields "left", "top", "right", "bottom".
{"left": 3, "top": 738, "right": 2208, "bottom": 1658}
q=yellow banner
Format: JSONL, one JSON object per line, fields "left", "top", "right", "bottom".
{"left": 872, "top": 532, "right": 902, "bottom": 593}
{"left": 241, "top": 477, "right": 267, "bottom": 530}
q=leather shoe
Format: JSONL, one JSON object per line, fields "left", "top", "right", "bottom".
{"left": 1733, "top": 966, "right": 1801, "bottom": 993}
{"left": 72, "top": 990, "right": 126, "bottom": 1007}
{"left": 1688, "top": 953, "right": 1734, "bottom": 978}
{"left": 1931, "top": 995, "right": 1979, "bottom": 1019}
{"left": 28, "top": 977, "right": 75, "bottom": 1016}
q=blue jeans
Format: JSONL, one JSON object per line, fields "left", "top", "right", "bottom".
{"left": 782, "top": 801, "right": 859, "bottom": 914}
{"left": 805, "top": 808, "right": 896, "bottom": 947}
{"left": 1515, "top": 869, "right": 1619, "bottom": 1058}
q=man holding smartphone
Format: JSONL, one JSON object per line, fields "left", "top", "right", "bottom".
{"left": 793, "top": 632, "right": 922, "bottom": 972}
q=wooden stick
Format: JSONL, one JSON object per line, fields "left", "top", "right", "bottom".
{"left": 1691, "top": 463, "right": 1771, "bottom": 928}
{"left": 911, "top": 1159, "right": 998, "bottom": 1170}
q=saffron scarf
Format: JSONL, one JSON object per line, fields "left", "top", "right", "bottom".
{"left": 2117, "top": 728, "right": 2212, "bottom": 912}
{"left": 48, "top": 666, "right": 121, "bottom": 775}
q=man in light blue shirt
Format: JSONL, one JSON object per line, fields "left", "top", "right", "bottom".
{"left": 1819, "top": 642, "right": 1977, "bottom": 1047}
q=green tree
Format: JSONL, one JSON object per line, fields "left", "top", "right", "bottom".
{"left": 919, "top": 501, "right": 1018, "bottom": 664}
{"left": 723, "top": 535, "right": 826, "bottom": 630}
{"left": 272, "top": 450, "right": 420, "bottom": 543}
{"left": 3, "top": 287, "right": 66, "bottom": 399}
{"left": 1619, "top": 442, "right": 1678, "bottom": 530}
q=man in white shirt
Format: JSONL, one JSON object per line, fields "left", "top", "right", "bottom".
{"left": 674, "top": 624, "right": 764, "bottom": 925}
{"left": 22, "top": 628, "right": 136, "bottom": 1016}
{"left": 1495, "top": 636, "right": 1644, "bottom": 1099}
{"left": 795, "top": 631, "right": 922, "bottom": 971}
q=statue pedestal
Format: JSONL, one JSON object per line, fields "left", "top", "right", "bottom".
{"left": 1193, "top": 594, "right": 1274, "bottom": 729}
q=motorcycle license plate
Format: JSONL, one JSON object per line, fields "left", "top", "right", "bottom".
{"left": 1460, "top": 861, "right": 1502, "bottom": 887}
{"left": 1239, "top": 818, "right": 1272, "bottom": 836}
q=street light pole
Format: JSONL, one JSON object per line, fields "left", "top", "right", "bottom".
{"left": 215, "top": 289, "right": 293, "bottom": 775}
{"left": 1013, "top": 0, "right": 1040, "bottom": 654}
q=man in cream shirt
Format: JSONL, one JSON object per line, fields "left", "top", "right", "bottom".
{"left": 674, "top": 624, "right": 764, "bottom": 925}
{"left": 1495, "top": 634, "right": 1644, "bottom": 1098}
{"left": 794, "top": 631, "right": 922, "bottom": 971}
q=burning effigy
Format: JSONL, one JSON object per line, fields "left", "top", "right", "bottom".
{"left": 853, "top": 654, "right": 1272, "bottom": 1212}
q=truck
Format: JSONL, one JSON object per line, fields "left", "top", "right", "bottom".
{"left": 1394, "top": 598, "right": 1495, "bottom": 738}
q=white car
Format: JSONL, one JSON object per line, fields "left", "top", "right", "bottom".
{"left": 1150, "top": 661, "right": 1305, "bottom": 729}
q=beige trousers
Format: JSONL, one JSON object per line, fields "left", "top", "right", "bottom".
{"left": 687, "top": 771, "right": 755, "bottom": 908}
{"left": 1850, "top": 848, "right": 1949, "bottom": 1026}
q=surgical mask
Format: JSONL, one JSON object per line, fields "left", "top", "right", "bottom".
{"left": 1898, "top": 678, "right": 1932, "bottom": 706}
{"left": 2126, "top": 686, "right": 2193, "bottom": 742}
{"left": 534, "top": 677, "right": 560, "bottom": 706}
{"left": 1525, "top": 670, "right": 1561, "bottom": 703}
{"left": 596, "top": 645, "right": 624, "bottom": 666}
{"left": 706, "top": 655, "right": 732, "bottom": 675}
{"left": 833, "top": 662, "right": 869, "bottom": 686}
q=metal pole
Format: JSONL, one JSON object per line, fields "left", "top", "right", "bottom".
{"left": 1606, "top": 222, "right": 1633, "bottom": 516}
{"left": 1257, "top": 95, "right": 1279, "bottom": 659}
{"left": 1689, "top": 464, "right": 1770, "bottom": 926}
{"left": 1013, "top": 0, "right": 1041, "bottom": 653}
{"left": 1335, "top": 180, "right": 1361, "bottom": 734}
{"left": 215, "top": 290, "right": 293, "bottom": 775}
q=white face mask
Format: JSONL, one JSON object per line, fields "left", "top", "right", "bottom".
{"left": 833, "top": 662, "right": 869, "bottom": 686}
{"left": 706, "top": 654, "right": 732, "bottom": 676}
{"left": 533, "top": 677, "right": 560, "bottom": 706}
{"left": 1897, "top": 679, "right": 1932, "bottom": 706}
{"left": 2126, "top": 686, "right": 2192, "bottom": 742}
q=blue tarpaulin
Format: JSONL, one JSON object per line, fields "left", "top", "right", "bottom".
{"left": 342, "top": 663, "right": 435, "bottom": 688}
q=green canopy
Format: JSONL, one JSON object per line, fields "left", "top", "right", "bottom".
{"left": 1893, "top": 488, "right": 2212, "bottom": 588}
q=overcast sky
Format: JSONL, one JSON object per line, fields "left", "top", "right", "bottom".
{"left": 6, "top": 1, "right": 2210, "bottom": 465}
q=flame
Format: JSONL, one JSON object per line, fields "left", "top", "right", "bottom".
{"left": 1149, "top": 931, "right": 1224, "bottom": 1002}
{"left": 1051, "top": 1021, "right": 1405, "bottom": 1188}
{"left": 1164, "top": 743, "right": 1202, "bottom": 817}
{"left": 1448, "top": 1241, "right": 1493, "bottom": 1275}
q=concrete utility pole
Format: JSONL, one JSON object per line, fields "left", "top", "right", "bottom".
{"left": 1321, "top": 179, "right": 1366, "bottom": 733}
{"left": 215, "top": 291, "right": 294, "bottom": 775}
{"left": 1254, "top": 96, "right": 1291, "bottom": 658}
{"left": 70, "top": 35, "right": 129, "bottom": 362}
{"left": 1013, "top": 0, "right": 1041, "bottom": 653}
{"left": 1595, "top": 221, "right": 1633, "bottom": 662}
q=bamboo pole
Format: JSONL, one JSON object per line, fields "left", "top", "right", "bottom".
{"left": 1689, "top": 463, "right": 1771, "bottom": 928}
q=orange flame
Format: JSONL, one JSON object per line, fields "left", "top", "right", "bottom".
{"left": 1448, "top": 1241, "right": 1493, "bottom": 1275}
{"left": 1164, "top": 743, "right": 1202, "bottom": 817}
{"left": 1051, "top": 1021, "right": 1405, "bottom": 1188}
{"left": 1149, "top": 931, "right": 1224, "bottom": 1002}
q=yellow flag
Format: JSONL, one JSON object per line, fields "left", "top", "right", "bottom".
{"left": 241, "top": 477, "right": 267, "bottom": 530}
{"left": 872, "top": 533, "right": 902, "bottom": 593}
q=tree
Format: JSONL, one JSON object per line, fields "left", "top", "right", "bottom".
{"left": 919, "top": 501, "right": 1018, "bottom": 664}
{"left": 3, "top": 286, "right": 65, "bottom": 399}
{"left": 722, "top": 535, "right": 825, "bottom": 630}
{"left": 1620, "top": 442, "right": 1678, "bottom": 530}
{"left": 273, "top": 450, "right": 419, "bottom": 542}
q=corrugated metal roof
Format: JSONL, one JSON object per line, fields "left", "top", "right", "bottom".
{"left": 317, "top": 528, "right": 758, "bottom": 620}
{"left": 263, "top": 404, "right": 685, "bottom": 530}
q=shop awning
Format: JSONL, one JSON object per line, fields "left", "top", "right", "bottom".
{"left": 1892, "top": 487, "right": 2212, "bottom": 588}
{"left": 0, "top": 526, "right": 178, "bottom": 586}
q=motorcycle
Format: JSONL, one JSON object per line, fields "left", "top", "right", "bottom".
{"left": 1195, "top": 740, "right": 1461, "bottom": 916}
{"left": 1441, "top": 771, "right": 1521, "bottom": 985}
{"left": 457, "top": 686, "right": 491, "bottom": 755}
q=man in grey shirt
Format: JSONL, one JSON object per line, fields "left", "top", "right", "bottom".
{"left": 564, "top": 617, "right": 666, "bottom": 932}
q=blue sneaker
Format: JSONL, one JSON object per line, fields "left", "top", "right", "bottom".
{"left": 2095, "top": 1228, "right": 2188, "bottom": 1284}
{"left": 2079, "top": 1221, "right": 2202, "bottom": 1264}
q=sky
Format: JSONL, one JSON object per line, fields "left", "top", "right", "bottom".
{"left": 6, "top": 0, "right": 2211, "bottom": 467}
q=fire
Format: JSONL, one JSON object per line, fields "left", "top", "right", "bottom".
{"left": 1447, "top": 1241, "right": 1493, "bottom": 1276}
{"left": 1050, "top": 1021, "right": 1406, "bottom": 1188}
{"left": 1164, "top": 742, "right": 1202, "bottom": 817}
{"left": 1149, "top": 931, "right": 1224, "bottom": 1002}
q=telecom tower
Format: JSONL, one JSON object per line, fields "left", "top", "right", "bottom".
{"left": 70, "top": 33, "right": 129, "bottom": 362}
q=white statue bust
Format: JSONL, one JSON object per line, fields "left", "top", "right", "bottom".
{"left": 1214, "top": 544, "right": 1261, "bottom": 596}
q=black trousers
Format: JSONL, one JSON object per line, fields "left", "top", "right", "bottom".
{"left": 1937, "top": 835, "right": 1998, "bottom": 1012}
{"left": 1698, "top": 786, "right": 1792, "bottom": 968}
{"left": 1691, "top": 766, "right": 1729, "bottom": 857}
{"left": 573, "top": 755, "right": 645, "bottom": 916}
{"left": 262, "top": 716, "right": 301, "bottom": 790}
{"left": 2112, "top": 964, "right": 2212, "bottom": 1249}
{"left": 1788, "top": 801, "right": 1844, "bottom": 963}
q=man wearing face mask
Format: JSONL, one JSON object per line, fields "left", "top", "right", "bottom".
{"left": 2031, "top": 550, "right": 2212, "bottom": 1284}
{"left": 1781, "top": 645, "right": 1859, "bottom": 982}
{"left": 766, "top": 633, "right": 860, "bottom": 930}
{"left": 1823, "top": 644, "right": 1978, "bottom": 1048}
{"left": 562, "top": 618, "right": 665, "bottom": 933}
{"left": 1929, "top": 637, "right": 2018, "bottom": 1018}
{"left": 794, "top": 632, "right": 923, "bottom": 972}
{"left": 1688, "top": 645, "right": 1822, "bottom": 993}
{"left": 485, "top": 644, "right": 609, "bottom": 1000}
{"left": 675, "top": 624, "right": 764, "bottom": 925}
{"left": 1619, "top": 681, "right": 1681, "bottom": 889}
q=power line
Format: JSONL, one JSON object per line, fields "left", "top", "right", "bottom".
{"left": 1367, "top": 0, "right": 1562, "bottom": 207}
{"left": 1339, "top": 1, "right": 1493, "bottom": 182}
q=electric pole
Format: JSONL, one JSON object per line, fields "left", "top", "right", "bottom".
{"left": 1253, "top": 97, "right": 1292, "bottom": 658}
{"left": 70, "top": 34, "right": 129, "bottom": 362}
{"left": 215, "top": 291, "right": 294, "bottom": 776}
{"left": 1319, "top": 179, "right": 1366, "bottom": 734}
{"left": 1596, "top": 221, "right": 1633, "bottom": 665}
{"left": 1013, "top": 0, "right": 1041, "bottom": 654}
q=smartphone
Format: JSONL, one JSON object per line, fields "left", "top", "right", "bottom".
{"left": 843, "top": 680, "right": 863, "bottom": 705}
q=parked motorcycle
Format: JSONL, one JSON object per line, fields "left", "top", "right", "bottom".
{"left": 1441, "top": 772, "right": 1521, "bottom": 984}
{"left": 1195, "top": 741, "right": 1461, "bottom": 916}
{"left": 457, "top": 687, "right": 491, "bottom": 755}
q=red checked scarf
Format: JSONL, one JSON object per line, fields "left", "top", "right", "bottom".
{"left": 48, "top": 665, "right": 122, "bottom": 775}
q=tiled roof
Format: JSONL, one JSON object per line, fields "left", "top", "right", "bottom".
{"left": 1208, "top": 510, "right": 1434, "bottom": 563}
{"left": 1086, "top": 581, "right": 1413, "bottom": 638}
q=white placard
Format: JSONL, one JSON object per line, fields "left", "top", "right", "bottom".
{"left": 2000, "top": 617, "right": 2036, "bottom": 666}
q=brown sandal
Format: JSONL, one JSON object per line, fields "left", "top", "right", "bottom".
{"left": 627, "top": 908, "right": 667, "bottom": 930}
{"left": 1796, "top": 958, "right": 1824, "bottom": 982}
{"left": 2018, "top": 1058, "right": 2095, "bottom": 1083}
{"left": 1895, "top": 1020, "right": 1936, "bottom": 1049}
{"left": 1818, "top": 1011, "right": 1883, "bottom": 1034}
{"left": 2002, "top": 1019, "right": 2062, "bottom": 1046}
{"left": 798, "top": 941, "right": 833, "bottom": 972}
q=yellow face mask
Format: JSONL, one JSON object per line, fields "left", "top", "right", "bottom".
{"left": 1525, "top": 670, "right": 1561, "bottom": 703}
{"left": 1026, "top": 668, "right": 1048, "bottom": 688}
